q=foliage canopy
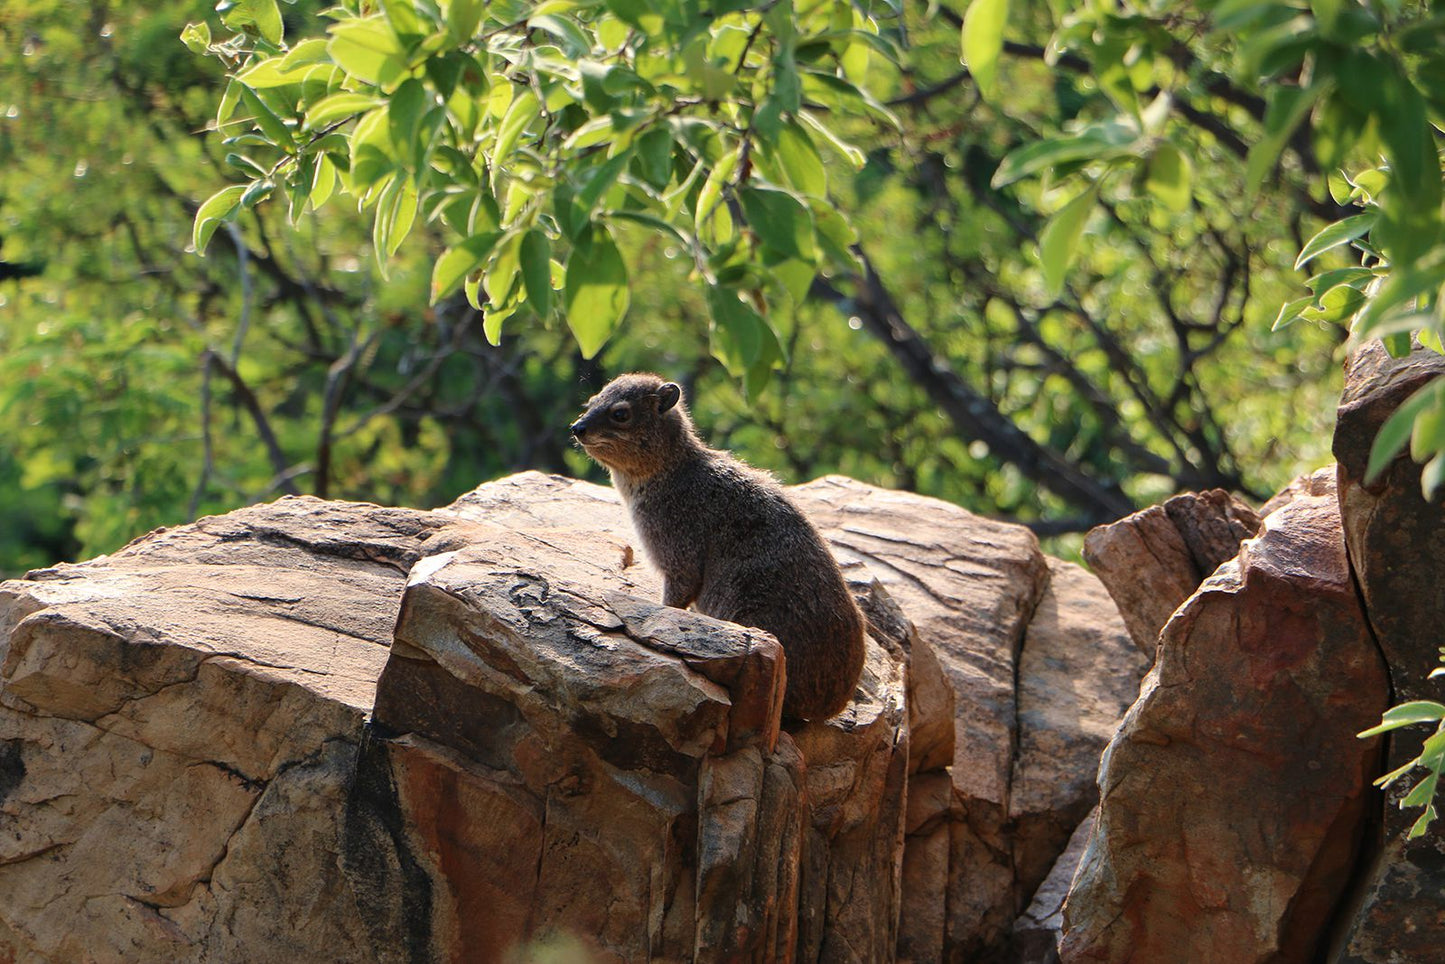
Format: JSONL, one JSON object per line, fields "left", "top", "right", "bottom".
{"left": 7, "top": 0, "right": 1442, "bottom": 582}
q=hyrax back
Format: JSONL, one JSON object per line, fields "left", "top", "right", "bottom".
{"left": 570, "top": 373, "right": 866, "bottom": 720}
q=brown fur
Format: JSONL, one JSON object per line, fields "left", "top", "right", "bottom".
{"left": 570, "top": 373, "right": 866, "bottom": 720}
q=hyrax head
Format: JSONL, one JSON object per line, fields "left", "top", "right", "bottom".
{"left": 569, "top": 373, "right": 686, "bottom": 476}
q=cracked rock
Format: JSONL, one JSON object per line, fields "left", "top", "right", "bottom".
{"left": 0, "top": 473, "right": 1144, "bottom": 963}
{"left": 1060, "top": 485, "right": 1388, "bottom": 964}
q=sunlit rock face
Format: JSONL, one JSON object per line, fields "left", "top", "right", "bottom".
{"left": 1058, "top": 343, "right": 1445, "bottom": 964}
{"left": 1061, "top": 483, "right": 1387, "bottom": 964}
{"left": 0, "top": 471, "right": 1144, "bottom": 963}
{"left": 1328, "top": 342, "right": 1445, "bottom": 964}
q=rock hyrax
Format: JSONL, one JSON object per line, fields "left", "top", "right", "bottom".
{"left": 570, "top": 373, "right": 866, "bottom": 720}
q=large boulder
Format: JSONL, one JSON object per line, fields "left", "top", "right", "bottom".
{"left": 1009, "top": 559, "right": 1148, "bottom": 905}
{"left": 793, "top": 478, "right": 1146, "bottom": 962}
{"left": 0, "top": 470, "right": 1146, "bottom": 963}
{"left": 0, "top": 497, "right": 455, "bottom": 962}
{"left": 1081, "top": 489, "right": 1261, "bottom": 654}
{"left": 1060, "top": 483, "right": 1389, "bottom": 963}
{"left": 1328, "top": 341, "right": 1445, "bottom": 962}
{"left": 364, "top": 528, "right": 804, "bottom": 962}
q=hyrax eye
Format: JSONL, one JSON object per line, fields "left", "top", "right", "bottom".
{"left": 610, "top": 405, "right": 631, "bottom": 423}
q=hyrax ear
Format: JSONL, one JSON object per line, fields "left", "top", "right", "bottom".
{"left": 657, "top": 382, "right": 682, "bottom": 413}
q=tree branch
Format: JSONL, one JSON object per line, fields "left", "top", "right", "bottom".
{"left": 205, "top": 349, "right": 301, "bottom": 496}
{"left": 816, "top": 252, "right": 1137, "bottom": 524}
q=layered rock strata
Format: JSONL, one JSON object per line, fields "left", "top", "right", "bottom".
{"left": 0, "top": 472, "right": 1146, "bottom": 962}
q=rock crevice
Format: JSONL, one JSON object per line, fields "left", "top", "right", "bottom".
{"left": 0, "top": 474, "right": 1146, "bottom": 963}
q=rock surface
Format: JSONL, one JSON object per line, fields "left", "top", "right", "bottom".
{"left": 0, "top": 470, "right": 1146, "bottom": 963}
{"left": 1060, "top": 484, "right": 1389, "bottom": 964}
{"left": 1009, "top": 560, "right": 1148, "bottom": 908}
{"left": 0, "top": 497, "right": 456, "bottom": 963}
{"left": 1012, "top": 810, "right": 1096, "bottom": 964}
{"left": 794, "top": 478, "right": 1145, "bottom": 962}
{"left": 1082, "top": 489, "right": 1261, "bottom": 654}
{"left": 1328, "top": 342, "right": 1445, "bottom": 963}
{"left": 369, "top": 530, "right": 798, "bottom": 962}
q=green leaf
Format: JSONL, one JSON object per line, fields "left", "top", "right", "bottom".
{"left": 1295, "top": 213, "right": 1379, "bottom": 271}
{"left": 180, "top": 21, "right": 212, "bottom": 54}
{"left": 281, "top": 38, "right": 332, "bottom": 71}
{"left": 387, "top": 78, "right": 429, "bottom": 172}
{"left": 1306, "top": 268, "right": 1376, "bottom": 296}
{"left": 310, "top": 153, "right": 338, "bottom": 209}
{"left": 235, "top": 57, "right": 311, "bottom": 89}
{"left": 694, "top": 146, "right": 740, "bottom": 237}
{"left": 1411, "top": 393, "right": 1445, "bottom": 462}
{"left": 604, "top": 210, "right": 692, "bottom": 247}
{"left": 328, "top": 17, "right": 409, "bottom": 89}
{"left": 372, "top": 177, "right": 417, "bottom": 273}
{"left": 448, "top": 0, "right": 485, "bottom": 42}
{"left": 1402, "top": 771, "right": 1441, "bottom": 809}
{"left": 1359, "top": 700, "right": 1445, "bottom": 738}
{"left": 305, "top": 92, "right": 386, "bottom": 130}
{"left": 1407, "top": 803, "right": 1439, "bottom": 839}
{"left": 520, "top": 230, "right": 553, "bottom": 319}
{"left": 483, "top": 301, "right": 519, "bottom": 345}
{"left": 1375, "top": 64, "right": 1444, "bottom": 264}
{"left": 192, "top": 184, "right": 248, "bottom": 255}
{"left": 1272, "top": 296, "right": 1314, "bottom": 331}
{"left": 1365, "top": 379, "right": 1445, "bottom": 484}
{"left": 1353, "top": 251, "right": 1445, "bottom": 340}
{"left": 1309, "top": 0, "right": 1342, "bottom": 34}
{"left": 388, "top": 181, "right": 418, "bottom": 257}
{"left": 1375, "top": 756, "right": 1422, "bottom": 788}
{"left": 237, "top": 85, "right": 294, "bottom": 148}
{"left": 1144, "top": 142, "right": 1192, "bottom": 213}
{"left": 430, "top": 231, "right": 504, "bottom": 303}
{"left": 529, "top": 14, "right": 592, "bottom": 56}
{"left": 1245, "top": 82, "right": 1325, "bottom": 194}
{"left": 492, "top": 89, "right": 540, "bottom": 171}
{"left": 1383, "top": 332, "right": 1415, "bottom": 358}
{"left": 574, "top": 151, "right": 633, "bottom": 214}
{"left": 564, "top": 225, "right": 629, "bottom": 358}
{"left": 1039, "top": 182, "right": 1099, "bottom": 298}
{"left": 1424, "top": 453, "right": 1445, "bottom": 499}
{"left": 380, "top": 0, "right": 423, "bottom": 39}
{"left": 810, "top": 201, "right": 861, "bottom": 272}
{"left": 239, "top": 178, "right": 274, "bottom": 210}
{"left": 635, "top": 127, "right": 674, "bottom": 190}
{"left": 797, "top": 111, "right": 866, "bottom": 169}
{"left": 1090, "top": 25, "right": 1139, "bottom": 118}
{"left": 483, "top": 230, "right": 523, "bottom": 309}
{"left": 706, "top": 286, "right": 783, "bottom": 396}
{"left": 774, "top": 122, "right": 828, "bottom": 198}
{"left": 992, "top": 118, "right": 1138, "bottom": 187}
{"left": 961, "top": 0, "right": 1009, "bottom": 101}
{"left": 605, "top": 0, "right": 661, "bottom": 33}
{"left": 741, "top": 186, "right": 816, "bottom": 263}
{"left": 798, "top": 71, "right": 899, "bottom": 129}
{"left": 218, "top": 0, "right": 284, "bottom": 45}
{"left": 349, "top": 108, "right": 397, "bottom": 189}
{"left": 1304, "top": 284, "right": 1368, "bottom": 325}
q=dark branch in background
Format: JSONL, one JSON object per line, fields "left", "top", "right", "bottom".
{"left": 856, "top": 2, "right": 1301, "bottom": 520}
{"left": 204, "top": 349, "right": 301, "bottom": 496}
{"left": 315, "top": 328, "right": 378, "bottom": 501}
{"left": 187, "top": 353, "right": 216, "bottom": 521}
{"left": 1007, "top": 304, "right": 1174, "bottom": 476}
{"left": 337, "top": 305, "right": 471, "bottom": 442}
{"left": 926, "top": 2, "right": 1351, "bottom": 223}
{"left": 815, "top": 253, "right": 1137, "bottom": 525}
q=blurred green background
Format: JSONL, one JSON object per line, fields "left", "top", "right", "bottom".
{"left": 0, "top": 1, "right": 1345, "bottom": 577}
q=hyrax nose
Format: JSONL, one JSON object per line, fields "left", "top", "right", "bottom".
{"left": 570, "top": 419, "right": 588, "bottom": 439}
